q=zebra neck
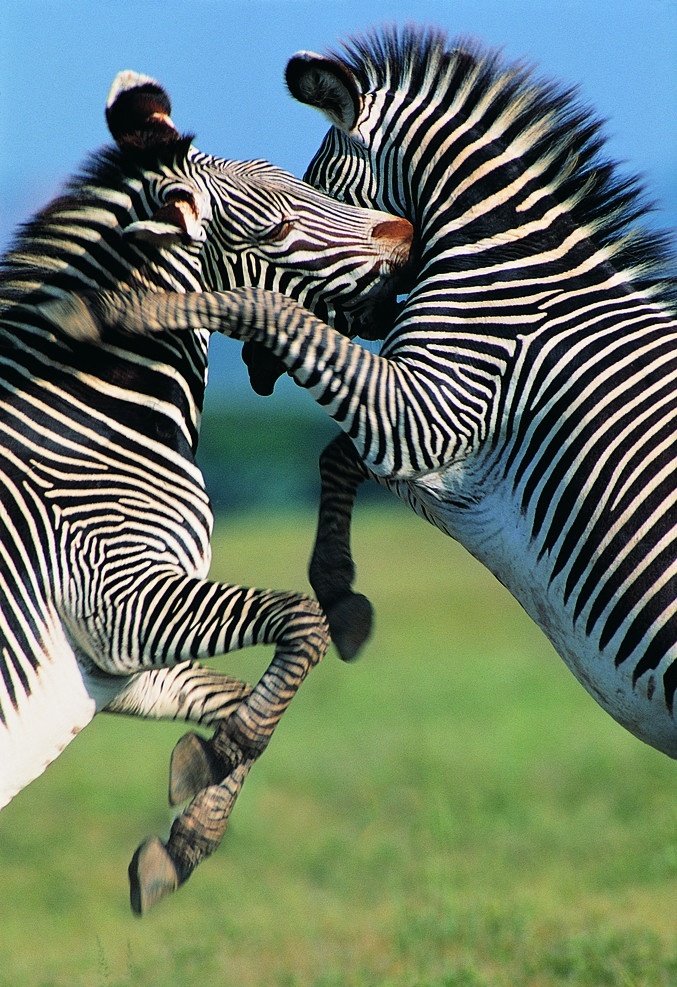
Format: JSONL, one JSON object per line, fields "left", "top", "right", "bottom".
{"left": 409, "top": 165, "right": 661, "bottom": 332}
{"left": 392, "top": 202, "right": 671, "bottom": 413}
{"left": 0, "top": 227, "right": 209, "bottom": 458}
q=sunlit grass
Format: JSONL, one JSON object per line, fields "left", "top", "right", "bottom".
{"left": 1, "top": 504, "right": 677, "bottom": 986}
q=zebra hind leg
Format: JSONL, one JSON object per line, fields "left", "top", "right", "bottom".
{"left": 309, "top": 433, "right": 373, "bottom": 662}
{"left": 130, "top": 761, "right": 253, "bottom": 915}
{"left": 102, "top": 662, "right": 254, "bottom": 806}
{"left": 129, "top": 594, "right": 329, "bottom": 915}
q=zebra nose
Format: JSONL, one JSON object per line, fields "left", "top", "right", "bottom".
{"left": 372, "top": 218, "right": 414, "bottom": 270}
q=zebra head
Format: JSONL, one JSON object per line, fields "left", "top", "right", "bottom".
{"left": 38, "top": 70, "right": 412, "bottom": 393}
{"left": 285, "top": 39, "right": 411, "bottom": 218}
{"left": 111, "top": 72, "right": 412, "bottom": 323}
{"left": 286, "top": 27, "right": 676, "bottom": 305}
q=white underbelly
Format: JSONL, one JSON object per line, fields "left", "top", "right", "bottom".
{"left": 406, "top": 474, "right": 677, "bottom": 758}
{"left": 0, "top": 633, "right": 97, "bottom": 809}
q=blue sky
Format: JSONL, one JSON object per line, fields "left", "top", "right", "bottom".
{"left": 2, "top": 0, "right": 676, "bottom": 397}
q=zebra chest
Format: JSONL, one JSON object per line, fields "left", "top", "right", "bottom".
{"left": 398, "top": 465, "right": 677, "bottom": 759}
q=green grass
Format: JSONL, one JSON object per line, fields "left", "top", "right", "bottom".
{"left": 2, "top": 504, "right": 677, "bottom": 986}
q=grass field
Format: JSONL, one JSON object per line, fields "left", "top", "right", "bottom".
{"left": 1, "top": 504, "right": 677, "bottom": 986}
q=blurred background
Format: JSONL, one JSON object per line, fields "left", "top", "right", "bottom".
{"left": 2, "top": 5, "right": 677, "bottom": 985}
{"left": 2, "top": 0, "right": 676, "bottom": 514}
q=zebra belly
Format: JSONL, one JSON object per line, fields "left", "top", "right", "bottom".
{"left": 0, "top": 625, "right": 98, "bottom": 809}
{"left": 403, "top": 475, "right": 677, "bottom": 759}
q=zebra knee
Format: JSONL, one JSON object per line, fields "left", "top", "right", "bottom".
{"left": 222, "top": 598, "right": 329, "bottom": 755}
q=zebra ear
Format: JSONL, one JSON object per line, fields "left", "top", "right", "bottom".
{"left": 123, "top": 190, "right": 209, "bottom": 244}
{"left": 285, "top": 52, "right": 361, "bottom": 131}
{"left": 106, "top": 70, "right": 181, "bottom": 150}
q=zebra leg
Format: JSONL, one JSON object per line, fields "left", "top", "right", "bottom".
{"left": 102, "top": 662, "right": 253, "bottom": 804}
{"left": 124, "top": 591, "right": 329, "bottom": 914}
{"left": 129, "top": 760, "right": 253, "bottom": 915}
{"left": 309, "top": 432, "right": 373, "bottom": 662}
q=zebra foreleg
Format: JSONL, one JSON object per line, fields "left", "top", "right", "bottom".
{"left": 52, "top": 285, "right": 381, "bottom": 664}
{"left": 309, "top": 432, "right": 374, "bottom": 662}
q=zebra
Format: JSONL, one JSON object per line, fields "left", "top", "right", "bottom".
{"left": 0, "top": 67, "right": 412, "bottom": 913}
{"left": 82, "top": 25, "right": 677, "bottom": 768}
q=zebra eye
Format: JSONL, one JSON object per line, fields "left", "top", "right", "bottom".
{"left": 263, "top": 220, "right": 294, "bottom": 243}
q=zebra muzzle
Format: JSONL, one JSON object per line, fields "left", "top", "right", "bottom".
{"left": 372, "top": 218, "right": 414, "bottom": 272}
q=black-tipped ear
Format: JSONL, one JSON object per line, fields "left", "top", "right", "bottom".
{"left": 106, "top": 70, "right": 180, "bottom": 150}
{"left": 285, "top": 52, "right": 361, "bottom": 132}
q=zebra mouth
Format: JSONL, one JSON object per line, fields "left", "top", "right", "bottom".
{"left": 339, "top": 252, "right": 416, "bottom": 341}
{"left": 372, "top": 218, "right": 414, "bottom": 274}
{"left": 241, "top": 251, "right": 414, "bottom": 396}
{"left": 334, "top": 291, "right": 401, "bottom": 342}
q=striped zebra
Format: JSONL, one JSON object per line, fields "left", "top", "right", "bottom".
{"left": 87, "top": 25, "right": 677, "bottom": 766}
{"left": 0, "top": 68, "right": 411, "bottom": 913}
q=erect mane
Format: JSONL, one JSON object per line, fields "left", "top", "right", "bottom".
{"left": 0, "top": 135, "right": 195, "bottom": 303}
{"left": 333, "top": 24, "right": 676, "bottom": 309}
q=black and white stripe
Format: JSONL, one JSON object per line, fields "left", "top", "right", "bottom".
{"left": 290, "top": 27, "right": 677, "bottom": 754}
{"left": 93, "top": 28, "right": 677, "bottom": 762}
{"left": 0, "top": 68, "right": 410, "bottom": 913}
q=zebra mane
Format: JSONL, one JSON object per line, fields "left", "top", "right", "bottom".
{"left": 333, "top": 24, "right": 676, "bottom": 308}
{"left": 0, "top": 137, "right": 195, "bottom": 303}
{"left": 73, "top": 134, "right": 195, "bottom": 188}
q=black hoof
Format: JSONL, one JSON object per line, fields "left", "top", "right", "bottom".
{"left": 327, "top": 592, "right": 374, "bottom": 662}
{"left": 169, "top": 732, "right": 223, "bottom": 806}
{"left": 129, "top": 837, "right": 179, "bottom": 916}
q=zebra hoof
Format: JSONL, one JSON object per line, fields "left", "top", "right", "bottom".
{"left": 129, "top": 837, "right": 179, "bottom": 915}
{"left": 327, "top": 592, "right": 374, "bottom": 662}
{"left": 169, "top": 732, "right": 221, "bottom": 805}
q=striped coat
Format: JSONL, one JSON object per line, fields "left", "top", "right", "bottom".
{"left": 0, "top": 68, "right": 411, "bottom": 912}
{"left": 87, "top": 29, "right": 677, "bottom": 764}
